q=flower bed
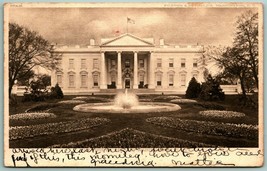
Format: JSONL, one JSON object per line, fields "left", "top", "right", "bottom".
{"left": 170, "top": 99, "right": 197, "bottom": 104}
{"left": 199, "top": 110, "right": 245, "bottom": 118}
{"left": 146, "top": 117, "right": 258, "bottom": 140}
{"left": 58, "top": 100, "right": 86, "bottom": 104}
{"left": 51, "top": 128, "right": 212, "bottom": 148}
{"left": 10, "top": 112, "right": 56, "bottom": 121}
{"left": 72, "top": 96, "right": 88, "bottom": 100}
{"left": 73, "top": 96, "right": 111, "bottom": 103}
{"left": 10, "top": 117, "right": 110, "bottom": 140}
{"left": 153, "top": 95, "right": 181, "bottom": 102}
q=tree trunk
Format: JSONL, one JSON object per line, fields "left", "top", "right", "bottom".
{"left": 9, "top": 78, "right": 15, "bottom": 98}
{"left": 239, "top": 75, "right": 247, "bottom": 105}
{"left": 253, "top": 70, "right": 258, "bottom": 89}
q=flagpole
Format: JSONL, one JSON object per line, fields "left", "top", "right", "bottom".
{"left": 126, "top": 17, "right": 128, "bottom": 33}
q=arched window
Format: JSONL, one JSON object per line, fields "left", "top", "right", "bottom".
{"left": 56, "top": 71, "right": 63, "bottom": 87}
{"left": 92, "top": 71, "right": 100, "bottom": 87}
{"left": 156, "top": 72, "right": 162, "bottom": 86}
{"left": 68, "top": 71, "right": 76, "bottom": 88}
{"left": 80, "top": 71, "right": 88, "bottom": 88}
{"left": 192, "top": 70, "right": 199, "bottom": 81}
{"left": 181, "top": 73, "right": 186, "bottom": 86}
{"left": 169, "top": 74, "right": 174, "bottom": 86}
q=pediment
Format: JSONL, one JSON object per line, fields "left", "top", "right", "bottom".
{"left": 101, "top": 34, "right": 154, "bottom": 47}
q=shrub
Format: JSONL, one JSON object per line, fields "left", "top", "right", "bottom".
{"left": 22, "top": 77, "right": 49, "bottom": 102}
{"left": 186, "top": 77, "right": 201, "bottom": 98}
{"left": 199, "top": 74, "right": 225, "bottom": 101}
{"left": 50, "top": 83, "right": 64, "bottom": 99}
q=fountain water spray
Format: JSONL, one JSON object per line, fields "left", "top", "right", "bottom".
{"left": 114, "top": 89, "right": 139, "bottom": 109}
{"left": 73, "top": 90, "right": 181, "bottom": 113}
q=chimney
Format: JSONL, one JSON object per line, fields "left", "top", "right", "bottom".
{"left": 160, "top": 39, "right": 164, "bottom": 46}
{"left": 90, "top": 39, "right": 95, "bottom": 46}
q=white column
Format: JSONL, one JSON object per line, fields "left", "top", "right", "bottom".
{"left": 149, "top": 51, "right": 155, "bottom": 89}
{"left": 117, "top": 51, "right": 122, "bottom": 89}
{"left": 133, "top": 51, "right": 138, "bottom": 89}
{"left": 100, "top": 51, "right": 107, "bottom": 89}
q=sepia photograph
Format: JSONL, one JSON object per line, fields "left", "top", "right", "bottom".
{"left": 4, "top": 2, "right": 263, "bottom": 167}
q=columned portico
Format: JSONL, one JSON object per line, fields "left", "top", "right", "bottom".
{"left": 101, "top": 50, "right": 154, "bottom": 90}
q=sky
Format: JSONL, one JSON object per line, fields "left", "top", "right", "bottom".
{"left": 8, "top": 7, "right": 257, "bottom": 46}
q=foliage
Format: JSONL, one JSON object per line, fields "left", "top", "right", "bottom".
{"left": 22, "top": 75, "right": 51, "bottom": 102}
{"left": 146, "top": 117, "right": 258, "bottom": 140}
{"left": 51, "top": 128, "right": 212, "bottom": 148}
{"left": 199, "top": 74, "right": 225, "bottom": 101}
{"left": 186, "top": 77, "right": 201, "bottom": 98}
{"left": 9, "top": 23, "right": 59, "bottom": 97}
{"left": 10, "top": 117, "right": 110, "bottom": 140}
{"left": 50, "top": 83, "right": 64, "bottom": 99}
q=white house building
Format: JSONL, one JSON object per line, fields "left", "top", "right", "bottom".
{"left": 51, "top": 33, "right": 207, "bottom": 95}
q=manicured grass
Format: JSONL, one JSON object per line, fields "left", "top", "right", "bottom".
{"left": 8, "top": 94, "right": 259, "bottom": 148}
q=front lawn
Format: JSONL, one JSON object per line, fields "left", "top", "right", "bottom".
{"left": 8, "top": 94, "right": 259, "bottom": 148}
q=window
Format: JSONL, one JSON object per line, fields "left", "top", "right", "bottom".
{"left": 181, "top": 74, "right": 186, "bottom": 86}
{"left": 181, "top": 58, "right": 186, "bottom": 68}
{"left": 57, "top": 75, "right": 62, "bottom": 86}
{"left": 169, "top": 58, "right": 174, "bottom": 68}
{"left": 69, "top": 74, "right": 75, "bottom": 87}
{"left": 193, "top": 58, "right": 198, "bottom": 67}
{"left": 125, "top": 59, "right": 130, "bottom": 68}
{"left": 93, "top": 59, "right": 99, "bottom": 69}
{"left": 156, "top": 73, "right": 162, "bottom": 86}
{"left": 157, "top": 58, "right": 162, "bottom": 68}
{"left": 111, "top": 59, "right": 116, "bottom": 69}
{"left": 169, "top": 74, "right": 174, "bottom": 86}
{"left": 81, "top": 74, "right": 87, "bottom": 87}
{"left": 139, "top": 59, "right": 144, "bottom": 68}
{"left": 93, "top": 74, "right": 99, "bottom": 86}
{"left": 69, "top": 59, "right": 74, "bottom": 69}
{"left": 81, "top": 59, "right": 86, "bottom": 69}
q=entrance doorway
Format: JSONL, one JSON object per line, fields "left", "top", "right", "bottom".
{"left": 125, "top": 79, "right": 131, "bottom": 88}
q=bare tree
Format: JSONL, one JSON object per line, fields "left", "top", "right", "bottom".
{"left": 204, "top": 10, "right": 258, "bottom": 98}
{"left": 233, "top": 10, "right": 258, "bottom": 88}
{"left": 9, "top": 23, "right": 58, "bottom": 96}
{"left": 219, "top": 47, "right": 250, "bottom": 97}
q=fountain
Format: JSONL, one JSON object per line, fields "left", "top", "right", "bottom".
{"left": 73, "top": 89, "right": 181, "bottom": 113}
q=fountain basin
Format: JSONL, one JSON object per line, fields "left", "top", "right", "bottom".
{"left": 73, "top": 102, "right": 181, "bottom": 113}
